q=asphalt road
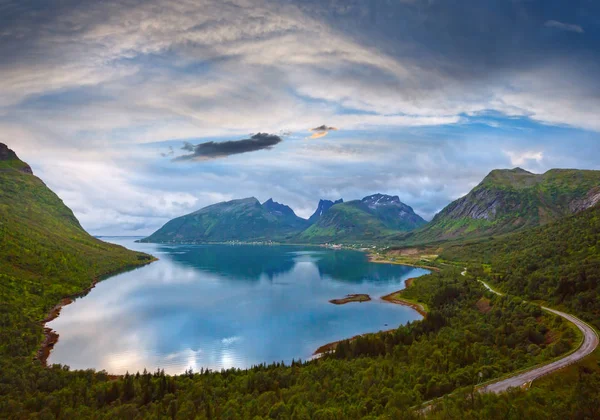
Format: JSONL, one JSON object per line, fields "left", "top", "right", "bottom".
{"left": 475, "top": 278, "right": 599, "bottom": 394}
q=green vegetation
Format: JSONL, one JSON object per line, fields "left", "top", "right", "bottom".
{"left": 424, "top": 202, "right": 600, "bottom": 418}
{"left": 140, "top": 197, "right": 309, "bottom": 243}
{"left": 0, "top": 145, "right": 153, "bottom": 410}
{"left": 422, "top": 348, "right": 600, "bottom": 419}
{"left": 145, "top": 193, "right": 426, "bottom": 245}
{"left": 299, "top": 201, "right": 397, "bottom": 243}
{"left": 407, "top": 168, "right": 600, "bottom": 244}
{"left": 0, "top": 147, "right": 153, "bottom": 363}
{"left": 143, "top": 168, "right": 600, "bottom": 246}
{"left": 382, "top": 289, "right": 429, "bottom": 315}
{"left": 441, "top": 204, "right": 600, "bottom": 330}
{"left": 298, "top": 195, "right": 426, "bottom": 243}
{"left": 359, "top": 194, "right": 426, "bottom": 232}
{"left": 1, "top": 265, "right": 578, "bottom": 418}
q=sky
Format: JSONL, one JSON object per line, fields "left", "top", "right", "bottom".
{"left": 1, "top": 0, "right": 600, "bottom": 235}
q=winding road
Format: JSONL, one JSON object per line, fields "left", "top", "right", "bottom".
{"left": 467, "top": 273, "right": 599, "bottom": 394}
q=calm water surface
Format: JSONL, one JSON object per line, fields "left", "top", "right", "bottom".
{"left": 48, "top": 238, "right": 428, "bottom": 374}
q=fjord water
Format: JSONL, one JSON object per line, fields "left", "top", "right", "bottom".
{"left": 48, "top": 238, "right": 428, "bottom": 374}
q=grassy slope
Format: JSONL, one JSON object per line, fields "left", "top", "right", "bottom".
{"left": 440, "top": 204, "right": 600, "bottom": 329}
{"left": 0, "top": 151, "right": 153, "bottom": 362}
{"left": 141, "top": 198, "right": 307, "bottom": 243}
{"left": 298, "top": 201, "right": 397, "bottom": 243}
{"left": 406, "top": 168, "right": 600, "bottom": 244}
{"left": 368, "top": 203, "right": 427, "bottom": 232}
{"left": 427, "top": 204, "right": 600, "bottom": 418}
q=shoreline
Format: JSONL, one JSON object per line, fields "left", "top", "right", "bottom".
{"left": 367, "top": 254, "right": 441, "bottom": 272}
{"left": 314, "top": 278, "right": 428, "bottom": 356}
{"left": 37, "top": 258, "right": 158, "bottom": 367}
{"left": 313, "top": 328, "right": 398, "bottom": 355}
{"left": 40, "top": 245, "right": 431, "bottom": 370}
{"left": 380, "top": 290, "right": 427, "bottom": 317}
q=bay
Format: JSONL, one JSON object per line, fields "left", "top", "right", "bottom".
{"left": 47, "top": 238, "right": 428, "bottom": 374}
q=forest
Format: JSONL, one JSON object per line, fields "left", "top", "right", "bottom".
{"left": 0, "top": 267, "right": 582, "bottom": 419}
{"left": 441, "top": 205, "right": 600, "bottom": 330}
{"left": 435, "top": 204, "right": 600, "bottom": 418}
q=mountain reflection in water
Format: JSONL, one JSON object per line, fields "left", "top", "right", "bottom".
{"left": 48, "top": 239, "right": 428, "bottom": 374}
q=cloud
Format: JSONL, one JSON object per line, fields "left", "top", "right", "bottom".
{"left": 175, "top": 133, "right": 283, "bottom": 161}
{"left": 309, "top": 125, "right": 338, "bottom": 139}
{"left": 181, "top": 142, "right": 195, "bottom": 152}
{"left": 2, "top": 0, "right": 600, "bottom": 140}
{"left": 504, "top": 150, "right": 544, "bottom": 166}
{"left": 544, "top": 20, "right": 584, "bottom": 34}
{"left": 312, "top": 125, "right": 337, "bottom": 132}
{"left": 2, "top": 0, "right": 600, "bottom": 235}
{"left": 161, "top": 146, "right": 174, "bottom": 157}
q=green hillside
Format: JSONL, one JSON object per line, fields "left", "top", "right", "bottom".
{"left": 441, "top": 202, "right": 600, "bottom": 329}
{"left": 361, "top": 194, "right": 426, "bottom": 231}
{"left": 408, "top": 167, "right": 600, "bottom": 243}
{"left": 299, "top": 194, "right": 426, "bottom": 243}
{"left": 140, "top": 197, "right": 308, "bottom": 243}
{"left": 298, "top": 200, "right": 395, "bottom": 243}
{"left": 0, "top": 143, "right": 153, "bottom": 363}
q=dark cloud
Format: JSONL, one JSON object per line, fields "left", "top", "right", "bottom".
{"left": 311, "top": 125, "right": 338, "bottom": 132}
{"left": 175, "top": 133, "right": 282, "bottom": 161}
{"left": 298, "top": 0, "right": 600, "bottom": 80}
{"left": 181, "top": 142, "right": 194, "bottom": 152}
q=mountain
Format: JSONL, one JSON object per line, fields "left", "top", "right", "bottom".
{"left": 441, "top": 202, "right": 600, "bottom": 329}
{"left": 262, "top": 198, "right": 309, "bottom": 229}
{"left": 308, "top": 198, "right": 343, "bottom": 224}
{"left": 0, "top": 143, "right": 152, "bottom": 362}
{"left": 299, "top": 194, "right": 426, "bottom": 243}
{"left": 361, "top": 194, "right": 426, "bottom": 231}
{"left": 141, "top": 197, "right": 309, "bottom": 243}
{"left": 409, "top": 167, "right": 600, "bottom": 243}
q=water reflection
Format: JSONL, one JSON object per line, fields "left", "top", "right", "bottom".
{"left": 48, "top": 239, "right": 428, "bottom": 374}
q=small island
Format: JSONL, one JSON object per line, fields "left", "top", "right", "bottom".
{"left": 329, "top": 294, "right": 371, "bottom": 305}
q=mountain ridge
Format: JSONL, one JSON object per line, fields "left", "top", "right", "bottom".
{"left": 291, "top": 194, "right": 427, "bottom": 243}
{"left": 407, "top": 167, "right": 600, "bottom": 243}
{"left": 141, "top": 167, "right": 600, "bottom": 245}
{"left": 308, "top": 198, "right": 343, "bottom": 224}
{"left": 142, "top": 193, "right": 427, "bottom": 244}
{"left": 141, "top": 196, "right": 309, "bottom": 243}
{"left": 0, "top": 143, "right": 33, "bottom": 174}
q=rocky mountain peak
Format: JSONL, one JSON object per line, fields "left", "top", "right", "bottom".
{"left": 0, "top": 143, "right": 17, "bottom": 161}
{"left": 0, "top": 143, "right": 33, "bottom": 174}
{"left": 308, "top": 198, "right": 343, "bottom": 223}
{"left": 481, "top": 167, "right": 539, "bottom": 189}
{"left": 238, "top": 197, "right": 261, "bottom": 205}
{"left": 361, "top": 194, "right": 402, "bottom": 207}
{"left": 262, "top": 198, "right": 297, "bottom": 218}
